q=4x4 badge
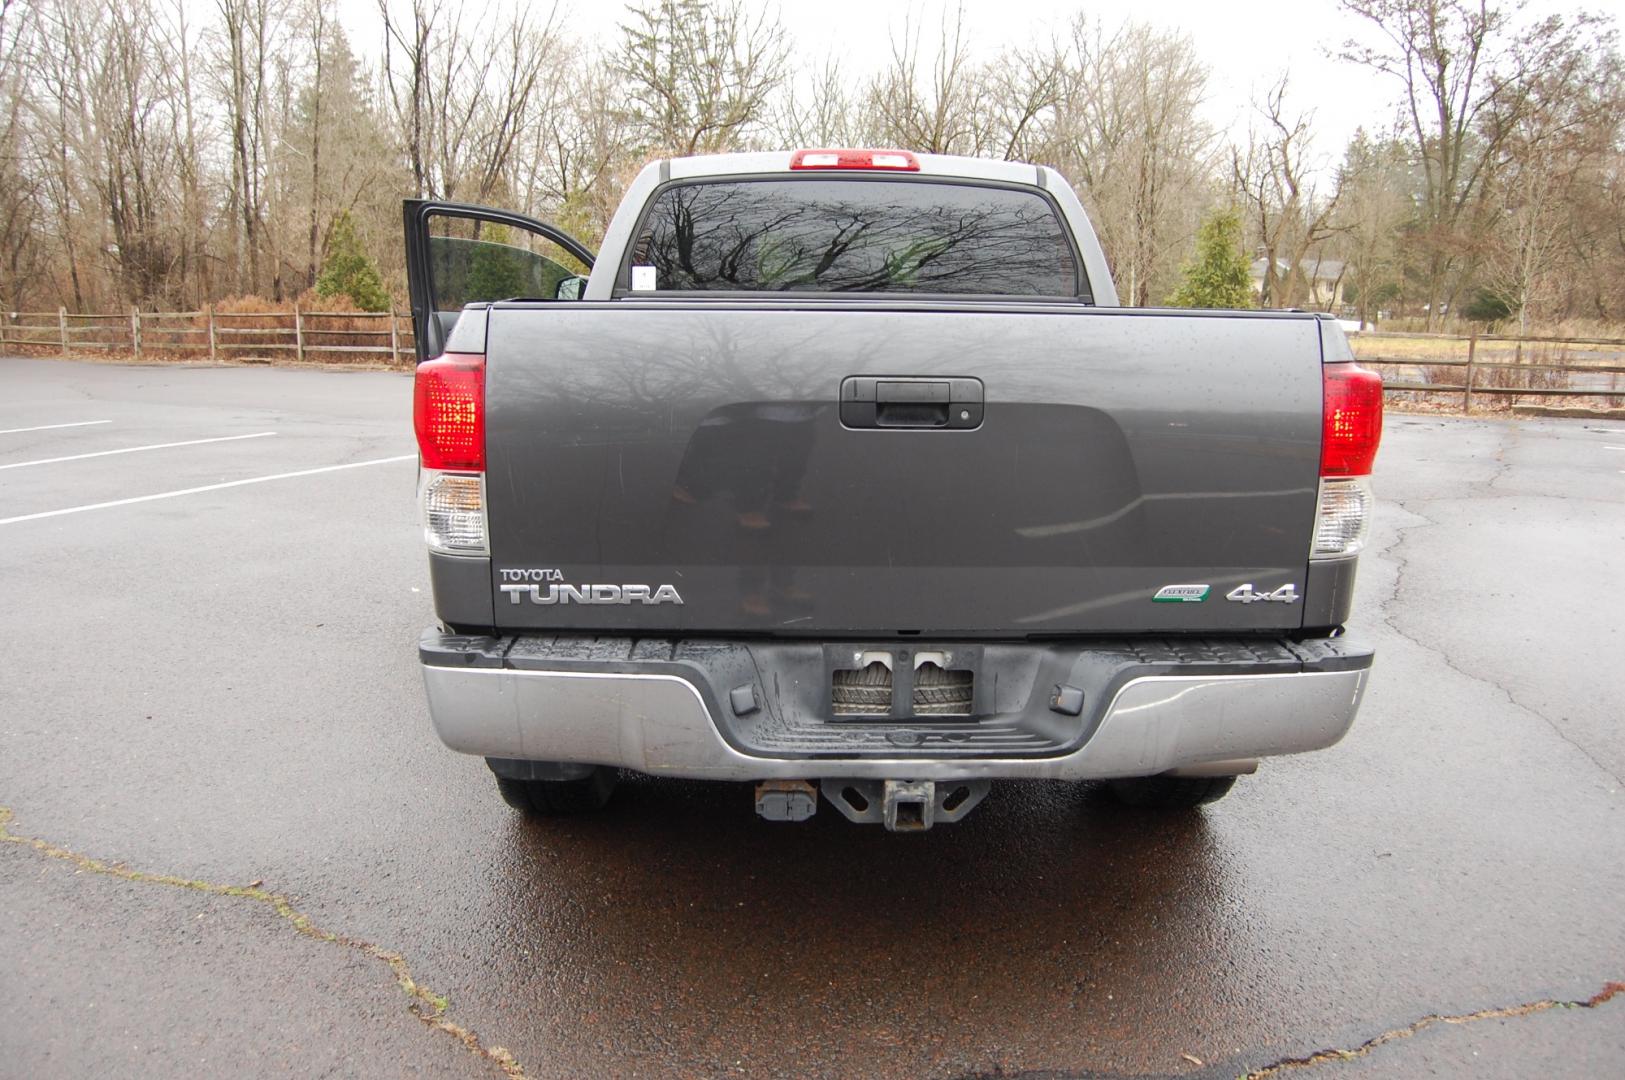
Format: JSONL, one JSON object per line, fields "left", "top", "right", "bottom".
{"left": 1152, "top": 584, "right": 1210, "bottom": 603}
{"left": 1226, "top": 583, "right": 1299, "bottom": 604}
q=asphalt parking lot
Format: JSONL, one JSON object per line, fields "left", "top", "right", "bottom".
{"left": 2, "top": 356, "right": 1622, "bottom": 1079}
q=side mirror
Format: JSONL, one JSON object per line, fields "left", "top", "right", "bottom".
{"left": 555, "top": 275, "right": 588, "bottom": 301}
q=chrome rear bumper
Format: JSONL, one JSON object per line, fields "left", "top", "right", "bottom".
{"left": 420, "top": 632, "right": 1371, "bottom": 782}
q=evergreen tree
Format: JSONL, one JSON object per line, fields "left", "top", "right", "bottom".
{"left": 315, "top": 211, "right": 390, "bottom": 311}
{"left": 1167, "top": 208, "right": 1255, "bottom": 309}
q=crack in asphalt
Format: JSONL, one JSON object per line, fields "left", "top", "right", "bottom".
{"left": 1237, "top": 982, "right": 1625, "bottom": 1077}
{"left": 0, "top": 805, "right": 524, "bottom": 1079}
{"left": 942, "top": 981, "right": 1625, "bottom": 1080}
{"left": 1374, "top": 429, "right": 1625, "bottom": 788}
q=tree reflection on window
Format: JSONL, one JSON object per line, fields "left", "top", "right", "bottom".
{"left": 639, "top": 180, "right": 1077, "bottom": 296}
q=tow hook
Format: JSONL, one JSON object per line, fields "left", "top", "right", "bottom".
{"left": 819, "top": 778, "right": 990, "bottom": 831}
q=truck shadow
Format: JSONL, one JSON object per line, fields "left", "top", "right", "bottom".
{"left": 470, "top": 774, "right": 1280, "bottom": 1077}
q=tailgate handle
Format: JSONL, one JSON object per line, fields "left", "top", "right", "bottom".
{"left": 840, "top": 376, "right": 983, "bottom": 430}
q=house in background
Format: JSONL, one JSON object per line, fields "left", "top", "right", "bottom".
{"left": 1249, "top": 253, "right": 1348, "bottom": 310}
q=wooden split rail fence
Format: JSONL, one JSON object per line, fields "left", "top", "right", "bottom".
{"left": 1350, "top": 329, "right": 1625, "bottom": 413}
{"left": 0, "top": 305, "right": 416, "bottom": 366}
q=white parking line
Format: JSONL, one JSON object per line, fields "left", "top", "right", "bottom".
{"left": 0, "top": 455, "right": 416, "bottom": 526}
{"left": 1605, "top": 446, "right": 1625, "bottom": 451}
{"left": 0, "top": 431, "right": 277, "bottom": 471}
{"left": 0, "top": 420, "right": 111, "bottom": 436}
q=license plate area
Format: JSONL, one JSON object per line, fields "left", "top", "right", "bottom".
{"left": 828, "top": 646, "right": 980, "bottom": 720}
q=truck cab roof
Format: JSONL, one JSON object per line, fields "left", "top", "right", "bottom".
{"left": 663, "top": 150, "right": 1061, "bottom": 188}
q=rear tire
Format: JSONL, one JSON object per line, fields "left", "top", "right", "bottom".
{"left": 495, "top": 767, "right": 618, "bottom": 816}
{"left": 1106, "top": 774, "right": 1237, "bottom": 809}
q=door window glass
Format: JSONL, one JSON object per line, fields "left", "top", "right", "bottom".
{"left": 427, "top": 214, "right": 590, "bottom": 307}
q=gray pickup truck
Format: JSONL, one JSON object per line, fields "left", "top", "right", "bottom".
{"left": 404, "top": 149, "right": 1382, "bottom": 831}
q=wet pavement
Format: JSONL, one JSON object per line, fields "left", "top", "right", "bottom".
{"left": 1, "top": 358, "right": 1621, "bottom": 1078}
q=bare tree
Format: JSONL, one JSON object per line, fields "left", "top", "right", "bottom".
{"left": 1048, "top": 17, "right": 1216, "bottom": 306}
{"left": 21, "top": 0, "right": 176, "bottom": 306}
{"left": 1333, "top": 130, "right": 1413, "bottom": 328}
{"left": 163, "top": 0, "right": 209, "bottom": 304}
{"left": 303, "top": 0, "right": 328, "bottom": 288}
{"left": 1481, "top": 32, "right": 1621, "bottom": 329}
{"left": 1232, "top": 74, "right": 1343, "bottom": 308}
{"left": 518, "top": 52, "right": 638, "bottom": 241}
{"left": 1339, "top": 0, "right": 1600, "bottom": 328}
{"left": 95, "top": 0, "right": 184, "bottom": 303}
{"left": 27, "top": 0, "right": 101, "bottom": 309}
{"left": 984, "top": 42, "right": 1066, "bottom": 163}
{"left": 772, "top": 56, "right": 860, "bottom": 149}
{"left": 615, "top": 0, "right": 789, "bottom": 156}
{"left": 466, "top": 11, "right": 565, "bottom": 202}
{"left": 864, "top": 4, "right": 993, "bottom": 155}
{"left": 380, "top": 0, "right": 564, "bottom": 202}
{"left": 215, "top": 0, "right": 285, "bottom": 295}
{"left": 0, "top": 0, "right": 43, "bottom": 306}
{"left": 1555, "top": 95, "right": 1625, "bottom": 321}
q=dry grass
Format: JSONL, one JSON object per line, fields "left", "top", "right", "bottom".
{"left": 204, "top": 292, "right": 408, "bottom": 362}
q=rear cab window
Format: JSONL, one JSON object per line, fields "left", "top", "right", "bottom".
{"left": 620, "top": 177, "right": 1084, "bottom": 299}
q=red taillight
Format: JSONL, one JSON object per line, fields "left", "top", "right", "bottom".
{"left": 790, "top": 148, "right": 920, "bottom": 171}
{"left": 414, "top": 353, "right": 485, "bottom": 471}
{"left": 1322, "top": 364, "right": 1383, "bottom": 477}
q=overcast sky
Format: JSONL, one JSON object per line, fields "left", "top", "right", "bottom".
{"left": 329, "top": 0, "right": 1596, "bottom": 170}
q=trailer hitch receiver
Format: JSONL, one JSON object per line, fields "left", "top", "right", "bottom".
{"left": 820, "top": 778, "right": 990, "bottom": 831}
{"left": 883, "top": 780, "right": 933, "bottom": 831}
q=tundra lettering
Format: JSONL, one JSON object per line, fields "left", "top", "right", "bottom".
{"left": 499, "top": 583, "right": 685, "bottom": 605}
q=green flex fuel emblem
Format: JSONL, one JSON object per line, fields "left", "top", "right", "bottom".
{"left": 1152, "top": 584, "right": 1211, "bottom": 603}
